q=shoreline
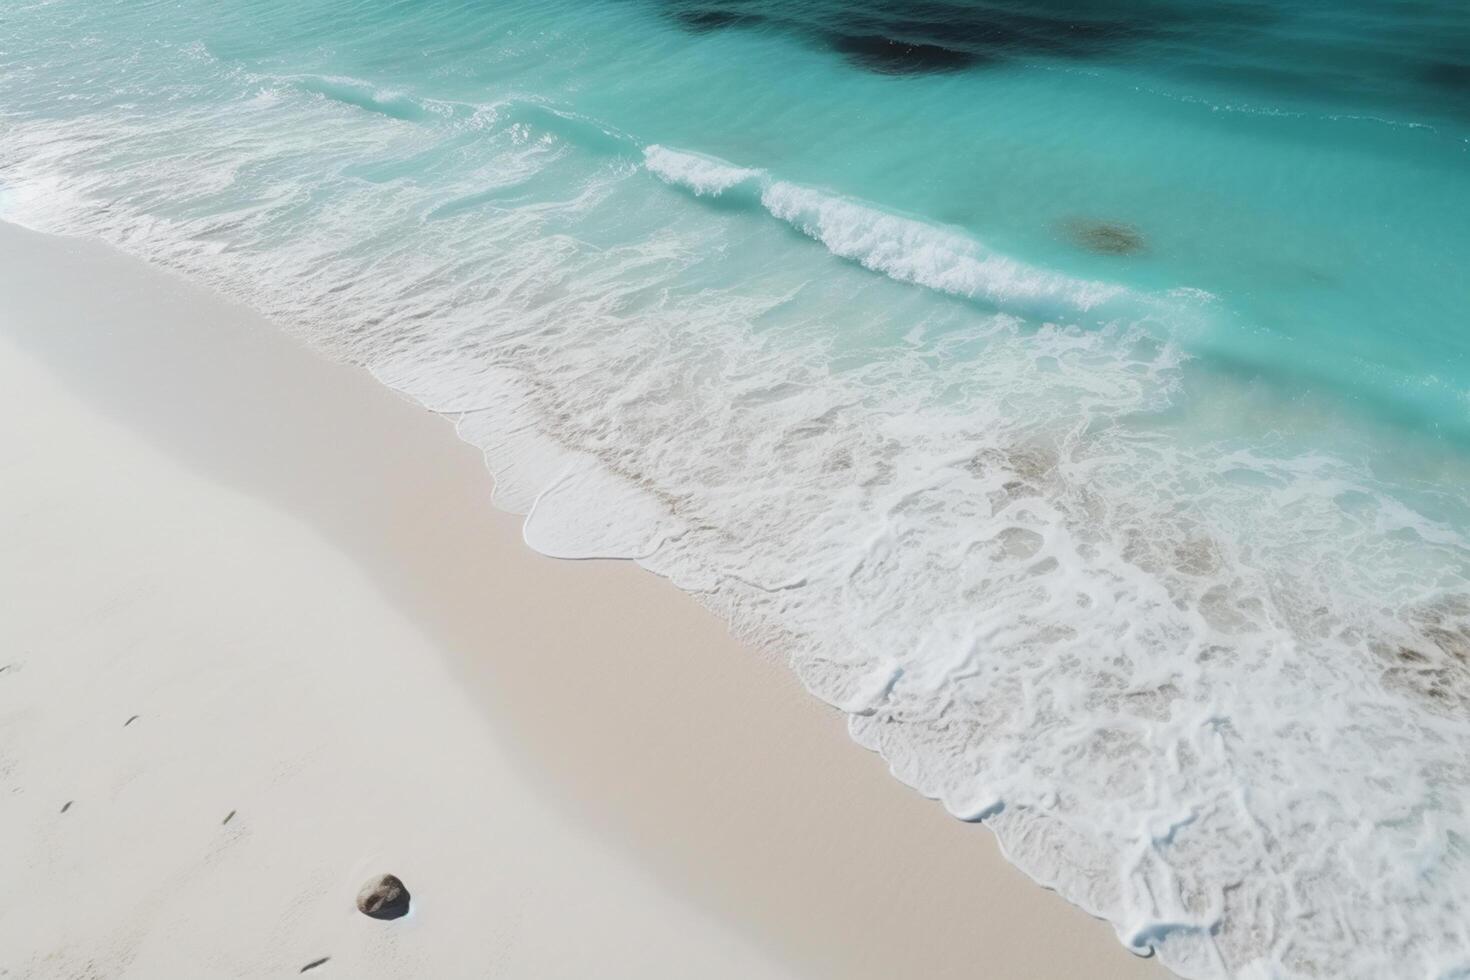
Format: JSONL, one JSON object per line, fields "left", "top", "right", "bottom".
{"left": 0, "top": 220, "right": 1165, "bottom": 978}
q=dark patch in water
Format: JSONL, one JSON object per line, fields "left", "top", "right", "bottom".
{"left": 671, "top": 8, "right": 764, "bottom": 32}
{"left": 663, "top": 0, "right": 1282, "bottom": 74}
{"left": 300, "top": 957, "right": 330, "bottom": 973}
{"left": 651, "top": 0, "right": 1470, "bottom": 120}
{"left": 1424, "top": 60, "right": 1470, "bottom": 90}
{"left": 1065, "top": 219, "right": 1146, "bottom": 256}
{"left": 831, "top": 34, "right": 977, "bottom": 74}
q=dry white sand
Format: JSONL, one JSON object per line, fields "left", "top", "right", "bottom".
{"left": 0, "top": 222, "right": 1167, "bottom": 979}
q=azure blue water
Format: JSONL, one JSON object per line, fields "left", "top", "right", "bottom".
{"left": 3, "top": 0, "right": 1469, "bottom": 975}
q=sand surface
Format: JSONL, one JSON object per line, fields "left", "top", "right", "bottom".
{"left": 0, "top": 221, "right": 1166, "bottom": 978}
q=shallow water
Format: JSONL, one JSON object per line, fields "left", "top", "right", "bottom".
{"left": 3, "top": 0, "right": 1470, "bottom": 975}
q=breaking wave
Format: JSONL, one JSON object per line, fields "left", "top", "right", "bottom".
{"left": 645, "top": 144, "right": 1165, "bottom": 322}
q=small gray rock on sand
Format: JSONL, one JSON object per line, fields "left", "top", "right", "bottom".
{"left": 356, "top": 874, "right": 410, "bottom": 920}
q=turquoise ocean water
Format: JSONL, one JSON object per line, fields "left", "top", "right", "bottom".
{"left": 3, "top": 1, "right": 1469, "bottom": 975}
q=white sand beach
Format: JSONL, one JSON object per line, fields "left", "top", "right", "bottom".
{"left": 0, "top": 221, "right": 1167, "bottom": 978}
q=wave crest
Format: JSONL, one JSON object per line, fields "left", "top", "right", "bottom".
{"left": 644, "top": 144, "right": 763, "bottom": 196}
{"left": 645, "top": 144, "right": 1153, "bottom": 322}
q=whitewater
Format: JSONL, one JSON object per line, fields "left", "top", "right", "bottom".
{"left": 4, "top": 0, "right": 1470, "bottom": 976}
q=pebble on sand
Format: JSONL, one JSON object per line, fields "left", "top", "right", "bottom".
{"left": 356, "top": 874, "right": 411, "bottom": 920}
